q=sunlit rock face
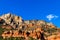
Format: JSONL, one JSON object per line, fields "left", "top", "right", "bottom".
{"left": 47, "top": 33, "right": 60, "bottom": 40}
{"left": 0, "top": 13, "right": 22, "bottom": 27}
{"left": 24, "top": 20, "right": 30, "bottom": 24}
{"left": 0, "top": 13, "right": 59, "bottom": 40}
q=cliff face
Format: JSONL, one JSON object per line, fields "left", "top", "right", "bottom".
{"left": 0, "top": 13, "right": 22, "bottom": 25}
{"left": 0, "top": 13, "right": 60, "bottom": 40}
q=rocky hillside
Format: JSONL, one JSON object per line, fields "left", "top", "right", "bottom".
{"left": 0, "top": 13, "right": 60, "bottom": 40}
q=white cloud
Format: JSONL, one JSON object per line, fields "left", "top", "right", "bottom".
{"left": 54, "top": 15, "right": 58, "bottom": 18}
{"left": 46, "top": 14, "right": 58, "bottom": 21}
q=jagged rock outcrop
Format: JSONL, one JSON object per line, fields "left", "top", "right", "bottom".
{"left": 0, "top": 13, "right": 22, "bottom": 29}
{"left": 0, "top": 13, "right": 59, "bottom": 40}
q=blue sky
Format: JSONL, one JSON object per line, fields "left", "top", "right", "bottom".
{"left": 0, "top": 0, "right": 60, "bottom": 27}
